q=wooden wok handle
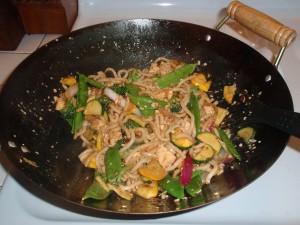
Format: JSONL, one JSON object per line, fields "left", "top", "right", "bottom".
{"left": 227, "top": 1, "right": 297, "bottom": 47}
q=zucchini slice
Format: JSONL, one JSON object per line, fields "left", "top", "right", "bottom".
{"left": 237, "top": 127, "right": 255, "bottom": 142}
{"left": 128, "top": 114, "right": 147, "bottom": 127}
{"left": 84, "top": 99, "right": 102, "bottom": 116}
{"left": 171, "top": 128, "right": 194, "bottom": 150}
{"left": 192, "top": 144, "right": 215, "bottom": 163}
{"left": 196, "top": 132, "right": 222, "bottom": 153}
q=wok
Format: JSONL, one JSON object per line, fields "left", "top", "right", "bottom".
{"left": 0, "top": 1, "right": 298, "bottom": 219}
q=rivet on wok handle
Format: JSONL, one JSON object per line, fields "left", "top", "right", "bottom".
{"left": 216, "top": 1, "right": 297, "bottom": 68}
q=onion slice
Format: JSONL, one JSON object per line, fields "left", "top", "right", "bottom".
{"left": 103, "top": 87, "right": 141, "bottom": 115}
{"left": 64, "top": 84, "right": 78, "bottom": 98}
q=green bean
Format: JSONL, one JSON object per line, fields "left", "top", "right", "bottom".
{"left": 71, "top": 74, "right": 88, "bottom": 133}
{"left": 188, "top": 92, "right": 201, "bottom": 135}
{"left": 77, "top": 72, "right": 105, "bottom": 89}
{"left": 217, "top": 128, "right": 241, "bottom": 161}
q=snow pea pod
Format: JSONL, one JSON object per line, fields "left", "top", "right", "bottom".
{"left": 217, "top": 128, "right": 241, "bottom": 161}
{"left": 128, "top": 70, "right": 142, "bottom": 82}
{"left": 105, "top": 140, "right": 123, "bottom": 182}
{"left": 125, "top": 83, "right": 141, "bottom": 96}
{"left": 184, "top": 170, "right": 204, "bottom": 197}
{"left": 82, "top": 172, "right": 110, "bottom": 200}
{"left": 156, "top": 64, "right": 197, "bottom": 88}
{"left": 159, "top": 174, "right": 184, "bottom": 199}
{"left": 72, "top": 74, "right": 88, "bottom": 133}
{"left": 129, "top": 94, "right": 167, "bottom": 117}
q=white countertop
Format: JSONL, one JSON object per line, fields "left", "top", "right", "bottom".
{"left": 0, "top": 0, "right": 300, "bottom": 224}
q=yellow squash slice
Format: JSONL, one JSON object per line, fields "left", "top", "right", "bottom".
{"left": 136, "top": 181, "right": 158, "bottom": 199}
{"left": 214, "top": 107, "right": 229, "bottom": 126}
{"left": 223, "top": 85, "right": 236, "bottom": 104}
{"left": 138, "top": 159, "right": 167, "bottom": 181}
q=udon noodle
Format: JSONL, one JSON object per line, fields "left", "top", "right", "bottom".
{"left": 55, "top": 57, "right": 238, "bottom": 201}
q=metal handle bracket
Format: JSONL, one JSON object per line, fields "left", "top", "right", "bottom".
{"left": 216, "top": 1, "right": 297, "bottom": 69}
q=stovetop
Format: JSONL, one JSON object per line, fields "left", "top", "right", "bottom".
{"left": 0, "top": 0, "right": 300, "bottom": 224}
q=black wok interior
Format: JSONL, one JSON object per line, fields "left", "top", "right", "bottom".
{"left": 0, "top": 19, "right": 293, "bottom": 218}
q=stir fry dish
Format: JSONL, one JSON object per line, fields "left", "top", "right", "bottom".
{"left": 54, "top": 57, "right": 246, "bottom": 202}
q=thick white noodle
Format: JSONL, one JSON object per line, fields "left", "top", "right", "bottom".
{"left": 120, "top": 129, "right": 136, "bottom": 154}
{"left": 58, "top": 57, "right": 230, "bottom": 199}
